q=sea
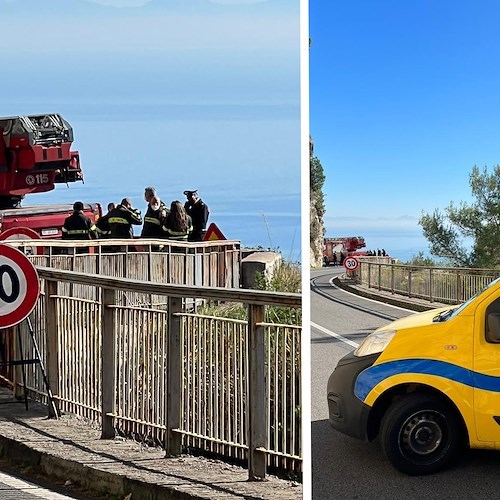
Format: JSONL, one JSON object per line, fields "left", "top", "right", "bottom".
{"left": 26, "top": 103, "right": 302, "bottom": 262}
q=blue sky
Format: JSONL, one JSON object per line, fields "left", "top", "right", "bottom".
{"left": 0, "top": 0, "right": 301, "bottom": 255}
{"left": 310, "top": 0, "right": 500, "bottom": 257}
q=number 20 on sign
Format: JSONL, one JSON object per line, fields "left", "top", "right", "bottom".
{"left": 0, "top": 244, "right": 40, "bottom": 329}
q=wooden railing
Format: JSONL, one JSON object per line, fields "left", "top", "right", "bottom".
{"left": 358, "top": 260, "right": 500, "bottom": 304}
{"left": 3, "top": 266, "right": 302, "bottom": 480}
{"left": 6, "top": 238, "right": 241, "bottom": 293}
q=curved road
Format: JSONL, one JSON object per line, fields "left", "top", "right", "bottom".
{"left": 311, "top": 267, "right": 500, "bottom": 499}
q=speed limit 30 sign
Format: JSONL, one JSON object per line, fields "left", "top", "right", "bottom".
{"left": 343, "top": 256, "right": 359, "bottom": 271}
{"left": 0, "top": 244, "right": 40, "bottom": 329}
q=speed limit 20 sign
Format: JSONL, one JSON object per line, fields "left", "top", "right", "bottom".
{"left": 343, "top": 256, "right": 359, "bottom": 271}
{"left": 0, "top": 244, "right": 40, "bottom": 329}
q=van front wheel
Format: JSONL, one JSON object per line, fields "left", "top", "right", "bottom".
{"left": 380, "top": 394, "right": 462, "bottom": 475}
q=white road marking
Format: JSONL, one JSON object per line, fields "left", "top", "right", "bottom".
{"left": 311, "top": 321, "right": 359, "bottom": 348}
{"left": 0, "top": 471, "right": 74, "bottom": 499}
{"left": 328, "top": 277, "right": 416, "bottom": 313}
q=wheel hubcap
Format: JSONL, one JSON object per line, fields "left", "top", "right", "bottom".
{"left": 400, "top": 411, "right": 444, "bottom": 456}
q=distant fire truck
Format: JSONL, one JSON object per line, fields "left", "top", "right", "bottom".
{"left": 323, "top": 236, "right": 366, "bottom": 266}
{"left": 0, "top": 114, "right": 101, "bottom": 240}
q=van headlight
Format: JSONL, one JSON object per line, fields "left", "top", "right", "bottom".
{"left": 354, "top": 330, "right": 396, "bottom": 357}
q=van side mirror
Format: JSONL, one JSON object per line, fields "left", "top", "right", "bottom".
{"left": 486, "top": 313, "right": 500, "bottom": 343}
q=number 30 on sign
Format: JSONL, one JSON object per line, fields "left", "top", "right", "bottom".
{"left": 343, "top": 257, "right": 359, "bottom": 271}
{"left": 0, "top": 244, "right": 40, "bottom": 329}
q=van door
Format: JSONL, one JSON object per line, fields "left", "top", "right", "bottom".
{"left": 473, "top": 294, "right": 500, "bottom": 443}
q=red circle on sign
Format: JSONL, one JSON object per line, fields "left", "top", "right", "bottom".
{"left": 343, "top": 256, "right": 359, "bottom": 271}
{"left": 0, "top": 227, "right": 44, "bottom": 255}
{"left": 0, "top": 244, "right": 40, "bottom": 329}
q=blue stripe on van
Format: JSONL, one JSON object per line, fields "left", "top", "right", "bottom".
{"left": 354, "top": 359, "right": 500, "bottom": 401}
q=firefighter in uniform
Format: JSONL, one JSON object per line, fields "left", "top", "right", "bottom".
{"left": 107, "top": 198, "right": 142, "bottom": 240}
{"left": 141, "top": 189, "right": 168, "bottom": 239}
{"left": 61, "top": 201, "right": 97, "bottom": 253}
{"left": 162, "top": 201, "right": 193, "bottom": 241}
{"left": 183, "top": 190, "right": 209, "bottom": 242}
{"left": 95, "top": 202, "right": 115, "bottom": 239}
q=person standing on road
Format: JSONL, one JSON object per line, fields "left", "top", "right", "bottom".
{"left": 183, "top": 189, "right": 209, "bottom": 242}
{"left": 162, "top": 201, "right": 193, "bottom": 241}
{"left": 142, "top": 187, "right": 168, "bottom": 238}
{"left": 107, "top": 198, "right": 142, "bottom": 239}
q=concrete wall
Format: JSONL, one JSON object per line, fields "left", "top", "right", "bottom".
{"left": 241, "top": 251, "right": 282, "bottom": 289}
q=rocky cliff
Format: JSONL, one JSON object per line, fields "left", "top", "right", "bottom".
{"left": 310, "top": 190, "right": 324, "bottom": 268}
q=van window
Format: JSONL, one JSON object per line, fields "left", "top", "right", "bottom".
{"left": 485, "top": 298, "right": 500, "bottom": 343}
{"left": 449, "top": 276, "right": 500, "bottom": 321}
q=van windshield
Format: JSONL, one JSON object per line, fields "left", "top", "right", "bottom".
{"left": 448, "top": 276, "right": 500, "bottom": 320}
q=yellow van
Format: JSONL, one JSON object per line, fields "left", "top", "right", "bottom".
{"left": 327, "top": 276, "right": 500, "bottom": 475}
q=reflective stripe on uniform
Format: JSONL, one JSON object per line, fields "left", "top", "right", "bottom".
{"left": 144, "top": 217, "right": 161, "bottom": 225}
{"left": 162, "top": 227, "right": 188, "bottom": 236}
{"left": 65, "top": 229, "right": 89, "bottom": 235}
{"left": 163, "top": 227, "right": 191, "bottom": 240}
{"left": 108, "top": 217, "right": 129, "bottom": 224}
{"left": 167, "top": 234, "right": 189, "bottom": 240}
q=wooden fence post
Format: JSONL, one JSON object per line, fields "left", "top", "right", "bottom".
{"left": 429, "top": 268, "right": 434, "bottom": 302}
{"left": 165, "top": 295, "right": 183, "bottom": 456}
{"left": 44, "top": 279, "right": 60, "bottom": 418}
{"left": 456, "top": 271, "right": 462, "bottom": 302}
{"left": 101, "top": 288, "right": 117, "bottom": 439}
{"left": 248, "top": 303, "right": 267, "bottom": 480}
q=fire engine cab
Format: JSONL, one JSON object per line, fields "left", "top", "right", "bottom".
{"left": 323, "top": 236, "right": 366, "bottom": 266}
{"left": 0, "top": 114, "right": 101, "bottom": 239}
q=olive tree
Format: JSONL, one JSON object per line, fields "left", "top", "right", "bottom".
{"left": 419, "top": 165, "right": 500, "bottom": 268}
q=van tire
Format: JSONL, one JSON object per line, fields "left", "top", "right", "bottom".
{"left": 380, "top": 393, "right": 462, "bottom": 475}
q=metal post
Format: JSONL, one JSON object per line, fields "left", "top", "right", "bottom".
{"left": 248, "top": 303, "right": 267, "bottom": 480}
{"left": 378, "top": 264, "right": 382, "bottom": 291}
{"left": 101, "top": 288, "right": 117, "bottom": 439}
{"left": 368, "top": 264, "right": 372, "bottom": 289}
{"left": 165, "top": 296, "right": 183, "bottom": 456}
{"left": 391, "top": 265, "right": 395, "bottom": 294}
{"left": 44, "top": 279, "right": 60, "bottom": 418}
{"left": 12, "top": 326, "right": 22, "bottom": 400}
{"left": 408, "top": 269, "right": 412, "bottom": 298}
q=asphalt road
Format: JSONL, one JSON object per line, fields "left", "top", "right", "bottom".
{"left": 311, "top": 267, "right": 500, "bottom": 499}
{"left": 0, "top": 468, "right": 76, "bottom": 499}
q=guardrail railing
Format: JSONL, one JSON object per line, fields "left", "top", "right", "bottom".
{"left": 5, "top": 266, "right": 302, "bottom": 480}
{"left": 5, "top": 238, "right": 241, "bottom": 293}
{"left": 358, "top": 260, "right": 500, "bottom": 304}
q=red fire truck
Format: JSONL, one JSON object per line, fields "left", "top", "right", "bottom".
{"left": 0, "top": 114, "right": 101, "bottom": 240}
{"left": 323, "top": 236, "right": 366, "bottom": 266}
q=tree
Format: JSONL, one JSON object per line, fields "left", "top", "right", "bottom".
{"left": 419, "top": 165, "right": 500, "bottom": 268}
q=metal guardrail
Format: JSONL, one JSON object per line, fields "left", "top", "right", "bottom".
{"left": 6, "top": 266, "right": 302, "bottom": 480}
{"left": 358, "top": 260, "right": 500, "bottom": 304}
